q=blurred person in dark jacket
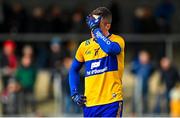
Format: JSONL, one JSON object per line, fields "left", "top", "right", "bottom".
{"left": 49, "top": 37, "right": 70, "bottom": 69}
{"left": 0, "top": 40, "right": 17, "bottom": 115}
{"left": 28, "top": 6, "right": 50, "bottom": 33}
{"left": 155, "top": 0, "right": 175, "bottom": 33}
{"left": 160, "top": 57, "right": 180, "bottom": 113}
{"left": 15, "top": 55, "right": 37, "bottom": 114}
{"left": 49, "top": 5, "right": 70, "bottom": 33}
{"left": 109, "top": 0, "right": 121, "bottom": 33}
{"left": 131, "top": 50, "right": 154, "bottom": 115}
{"left": 70, "top": 7, "right": 87, "bottom": 33}
{"left": 0, "top": 0, "right": 11, "bottom": 32}
{"left": 49, "top": 37, "right": 64, "bottom": 69}
{"left": 48, "top": 37, "right": 69, "bottom": 99}
{"left": 133, "top": 5, "right": 158, "bottom": 33}
{"left": 9, "top": 2, "right": 28, "bottom": 33}
{"left": 61, "top": 56, "right": 82, "bottom": 114}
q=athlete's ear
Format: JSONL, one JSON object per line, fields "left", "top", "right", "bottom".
{"left": 106, "top": 24, "right": 111, "bottom": 30}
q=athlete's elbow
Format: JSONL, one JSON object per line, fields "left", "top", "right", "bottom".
{"left": 105, "top": 48, "right": 113, "bottom": 54}
{"left": 111, "top": 43, "right": 121, "bottom": 54}
{"left": 114, "top": 47, "right": 121, "bottom": 54}
{"left": 105, "top": 45, "right": 121, "bottom": 55}
{"left": 69, "top": 66, "right": 76, "bottom": 76}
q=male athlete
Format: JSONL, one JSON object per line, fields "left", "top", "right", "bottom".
{"left": 69, "top": 7, "right": 125, "bottom": 117}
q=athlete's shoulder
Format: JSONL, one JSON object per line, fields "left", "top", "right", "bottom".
{"left": 111, "top": 34, "right": 125, "bottom": 48}
{"left": 75, "top": 39, "right": 91, "bottom": 62}
{"left": 79, "top": 38, "right": 92, "bottom": 47}
{"left": 111, "top": 34, "right": 125, "bottom": 42}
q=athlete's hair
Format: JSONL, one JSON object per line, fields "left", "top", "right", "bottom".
{"left": 91, "top": 7, "right": 112, "bottom": 24}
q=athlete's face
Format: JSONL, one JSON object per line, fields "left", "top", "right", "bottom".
{"left": 99, "top": 18, "right": 111, "bottom": 32}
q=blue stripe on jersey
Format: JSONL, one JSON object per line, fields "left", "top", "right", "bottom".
{"left": 85, "top": 55, "right": 118, "bottom": 77}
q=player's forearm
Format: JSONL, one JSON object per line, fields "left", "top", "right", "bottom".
{"left": 69, "top": 58, "right": 83, "bottom": 96}
{"left": 93, "top": 28, "right": 121, "bottom": 55}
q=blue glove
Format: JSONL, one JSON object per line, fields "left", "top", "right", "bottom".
{"left": 86, "top": 15, "right": 101, "bottom": 31}
{"left": 72, "top": 93, "right": 86, "bottom": 106}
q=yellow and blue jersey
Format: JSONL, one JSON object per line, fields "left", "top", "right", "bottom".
{"left": 75, "top": 34, "right": 125, "bottom": 107}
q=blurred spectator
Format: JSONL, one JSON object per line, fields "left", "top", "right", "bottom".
{"left": 155, "top": 0, "right": 175, "bottom": 33}
{"left": 160, "top": 57, "right": 180, "bottom": 113}
{"left": 61, "top": 57, "right": 80, "bottom": 114}
{"left": 22, "top": 45, "right": 33, "bottom": 58}
{"left": 131, "top": 50, "right": 154, "bottom": 115}
{"left": 28, "top": 6, "right": 50, "bottom": 33}
{"left": 133, "top": 5, "right": 158, "bottom": 33}
{"left": 61, "top": 56, "right": 72, "bottom": 113}
{"left": 70, "top": 7, "right": 87, "bottom": 33}
{"left": 49, "top": 37, "right": 69, "bottom": 69}
{"left": 49, "top": 5, "right": 70, "bottom": 33}
{"left": 15, "top": 55, "right": 37, "bottom": 114}
{"left": 109, "top": 0, "right": 121, "bottom": 33}
{"left": 61, "top": 56, "right": 82, "bottom": 114}
{"left": 0, "top": 0, "right": 11, "bottom": 32}
{"left": 48, "top": 37, "right": 68, "bottom": 99}
{"left": 0, "top": 40, "right": 17, "bottom": 89}
{"left": 9, "top": 2, "right": 27, "bottom": 33}
{"left": 0, "top": 40, "right": 17, "bottom": 115}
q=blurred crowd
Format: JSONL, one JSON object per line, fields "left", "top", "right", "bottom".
{"left": 0, "top": 39, "right": 179, "bottom": 116}
{"left": 130, "top": 50, "right": 180, "bottom": 116}
{"left": 0, "top": 0, "right": 176, "bottom": 34}
{"left": 133, "top": 0, "right": 175, "bottom": 34}
{"left": 0, "top": 38, "right": 84, "bottom": 116}
{"left": 0, "top": 0, "right": 88, "bottom": 33}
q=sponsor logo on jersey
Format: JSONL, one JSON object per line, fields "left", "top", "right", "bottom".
{"left": 85, "top": 55, "right": 118, "bottom": 77}
{"left": 91, "top": 60, "right": 101, "bottom": 69}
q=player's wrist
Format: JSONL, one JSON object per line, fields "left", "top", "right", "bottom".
{"left": 92, "top": 28, "right": 103, "bottom": 40}
{"left": 91, "top": 25, "right": 100, "bottom": 32}
{"left": 71, "top": 93, "right": 78, "bottom": 98}
{"left": 92, "top": 27, "right": 101, "bottom": 32}
{"left": 71, "top": 88, "right": 79, "bottom": 96}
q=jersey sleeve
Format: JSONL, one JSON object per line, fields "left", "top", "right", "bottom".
{"left": 75, "top": 42, "right": 85, "bottom": 62}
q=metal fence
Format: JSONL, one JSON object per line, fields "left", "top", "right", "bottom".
{"left": 0, "top": 34, "right": 180, "bottom": 65}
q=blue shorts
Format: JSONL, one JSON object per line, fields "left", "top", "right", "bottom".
{"left": 83, "top": 101, "right": 123, "bottom": 117}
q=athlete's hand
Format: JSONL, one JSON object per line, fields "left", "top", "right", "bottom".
{"left": 72, "top": 93, "right": 86, "bottom": 106}
{"left": 86, "top": 15, "right": 101, "bottom": 31}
